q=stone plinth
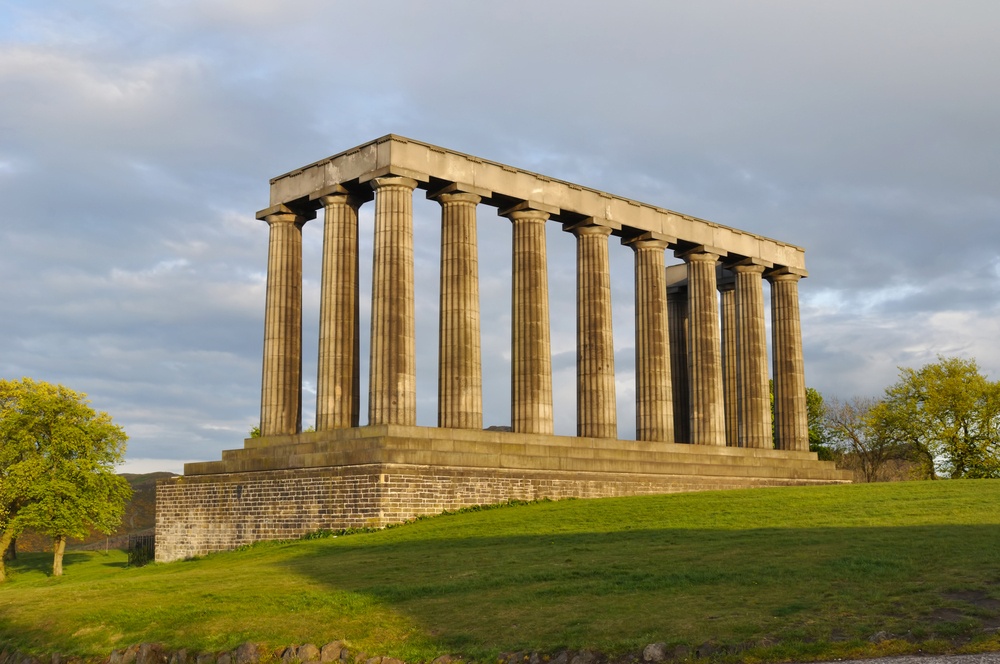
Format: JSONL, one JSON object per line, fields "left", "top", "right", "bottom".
{"left": 156, "top": 424, "right": 851, "bottom": 562}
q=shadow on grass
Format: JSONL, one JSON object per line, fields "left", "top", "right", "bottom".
{"left": 278, "top": 523, "right": 1000, "bottom": 657}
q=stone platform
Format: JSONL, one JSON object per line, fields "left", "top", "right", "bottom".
{"left": 154, "top": 425, "right": 850, "bottom": 562}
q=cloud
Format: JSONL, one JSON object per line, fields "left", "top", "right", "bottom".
{"left": 2, "top": 0, "right": 999, "bottom": 466}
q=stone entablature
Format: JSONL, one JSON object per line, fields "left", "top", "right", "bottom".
{"left": 265, "top": 135, "right": 805, "bottom": 271}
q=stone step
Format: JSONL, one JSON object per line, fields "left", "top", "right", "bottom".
{"left": 191, "top": 438, "right": 848, "bottom": 481}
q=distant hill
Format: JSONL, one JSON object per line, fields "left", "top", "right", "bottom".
{"left": 13, "top": 471, "right": 176, "bottom": 553}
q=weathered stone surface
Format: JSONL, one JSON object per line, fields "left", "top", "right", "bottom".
{"left": 195, "top": 653, "right": 215, "bottom": 664}
{"left": 550, "top": 652, "right": 569, "bottom": 664}
{"left": 569, "top": 651, "right": 597, "bottom": 664}
{"left": 641, "top": 643, "right": 668, "bottom": 663}
{"left": 216, "top": 653, "right": 231, "bottom": 664}
{"left": 108, "top": 651, "right": 124, "bottom": 664}
{"left": 232, "top": 643, "right": 260, "bottom": 664}
{"left": 136, "top": 644, "right": 167, "bottom": 664}
{"left": 121, "top": 645, "right": 141, "bottom": 664}
{"left": 280, "top": 647, "right": 296, "bottom": 664}
{"left": 296, "top": 645, "right": 320, "bottom": 663}
{"left": 319, "top": 643, "right": 343, "bottom": 663}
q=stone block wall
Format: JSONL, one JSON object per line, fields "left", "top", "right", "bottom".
{"left": 155, "top": 462, "right": 835, "bottom": 562}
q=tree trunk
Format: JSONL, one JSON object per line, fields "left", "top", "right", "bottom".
{"left": 52, "top": 535, "right": 66, "bottom": 577}
{"left": 1, "top": 536, "right": 14, "bottom": 561}
{"left": 0, "top": 527, "right": 15, "bottom": 583}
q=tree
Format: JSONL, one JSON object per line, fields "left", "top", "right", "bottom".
{"left": 0, "top": 378, "right": 131, "bottom": 580}
{"left": 769, "top": 381, "right": 831, "bottom": 456}
{"left": 872, "top": 357, "right": 1000, "bottom": 479}
{"left": 806, "top": 387, "right": 834, "bottom": 459}
{"left": 825, "top": 396, "right": 905, "bottom": 482}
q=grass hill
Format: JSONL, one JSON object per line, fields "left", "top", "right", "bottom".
{"left": 13, "top": 472, "right": 171, "bottom": 553}
{"left": 2, "top": 480, "right": 999, "bottom": 663}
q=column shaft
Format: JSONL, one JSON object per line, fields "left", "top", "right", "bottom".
{"left": 719, "top": 280, "right": 738, "bottom": 446}
{"left": 683, "top": 249, "right": 726, "bottom": 446}
{"left": 573, "top": 224, "right": 617, "bottom": 438}
{"left": 769, "top": 270, "right": 809, "bottom": 451}
{"left": 435, "top": 192, "right": 483, "bottom": 429}
{"left": 316, "top": 193, "right": 361, "bottom": 431}
{"left": 734, "top": 263, "right": 772, "bottom": 448}
{"left": 507, "top": 209, "right": 554, "bottom": 434}
{"left": 368, "top": 177, "right": 418, "bottom": 426}
{"left": 630, "top": 238, "right": 673, "bottom": 442}
{"left": 260, "top": 212, "right": 306, "bottom": 437}
{"left": 667, "top": 285, "right": 690, "bottom": 443}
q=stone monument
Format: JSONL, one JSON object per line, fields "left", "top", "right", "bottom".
{"left": 155, "top": 135, "right": 849, "bottom": 562}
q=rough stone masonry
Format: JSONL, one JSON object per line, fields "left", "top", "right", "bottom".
{"left": 155, "top": 135, "right": 849, "bottom": 562}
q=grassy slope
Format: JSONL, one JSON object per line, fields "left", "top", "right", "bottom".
{"left": 1, "top": 480, "right": 999, "bottom": 662}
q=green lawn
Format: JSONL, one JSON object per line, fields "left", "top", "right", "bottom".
{"left": 2, "top": 480, "right": 1000, "bottom": 663}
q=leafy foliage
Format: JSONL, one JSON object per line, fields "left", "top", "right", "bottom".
{"left": 873, "top": 357, "right": 1000, "bottom": 479}
{"left": 0, "top": 378, "right": 130, "bottom": 580}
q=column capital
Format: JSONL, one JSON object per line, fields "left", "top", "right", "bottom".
{"left": 370, "top": 176, "right": 419, "bottom": 191}
{"left": 765, "top": 265, "right": 809, "bottom": 282}
{"left": 622, "top": 231, "right": 676, "bottom": 251}
{"left": 432, "top": 191, "right": 482, "bottom": 206}
{"left": 675, "top": 244, "right": 728, "bottom": 262}
{"left": 730, "top": 262, "right": 768, "bottom": 275}
{"left": 498, "top": 200, "right": 559, "bottom": 219}
{"left": 256, "top": 204, "right": 316, "bottom": 225}
{"left": 427, "top": 181, "right": 492, "bottom": 201}
{"left": 310, "top": 183, "right": 373, "bottom": 207}
{"left": 565, "top": 222, "right": 614, "bottom": 238}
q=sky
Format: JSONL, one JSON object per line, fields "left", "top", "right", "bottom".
{"left": 1, "top": 1, "right": 998, "bottom": 474}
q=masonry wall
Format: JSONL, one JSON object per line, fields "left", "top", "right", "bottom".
{"left": 155, "top": 463, "right": 838, "bottom": 562}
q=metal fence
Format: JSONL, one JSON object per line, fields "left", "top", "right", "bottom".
{"left": 127, "top": 534, "right": 155, "bottom": 567}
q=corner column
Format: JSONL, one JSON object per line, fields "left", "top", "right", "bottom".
{"left": 768, "top": 268, "right": 809, "bottom": 451}
{"left": 258, "top": 206, "right": 313, "bottom": 437}
{"left": 733, "top": 261, "right": 773, "bottom": 449}
{"left": 678, "top": 246, "right": 727, "bottom": 446}
{"left": 667, "top": 284, "right": 690, "bottom": 443}
{"left": 570, "top": 222, "right": 617, "bottom": 439}
{"left": 502, "top": 203, "right": 555, "bottom": 435}
{"left": 368, "top": 177, "right": 419, "bottom": 426}
{"left": 719, "top": 276, "right": 738, "bottom": 446}
{"left": 431, "top": 187, "right": 485, "bottom": 429}
{"left": 315, "top": 188, "right": 363, "bottom": 431}
{"left": 626, "top": 234, "right": 674, "bottom": 442}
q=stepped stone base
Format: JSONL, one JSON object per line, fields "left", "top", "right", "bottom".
{"left": 155, "top": 424, "right": 851, "bottom": 562}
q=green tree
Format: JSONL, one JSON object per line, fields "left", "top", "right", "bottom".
{"left": 769, "top": 381, "right": 830, "bottom": 455}
{"left": 0, "top": 378, "right": 131, "bottom": 580}
{"left": 872, "top": 357, "right": 1000, "bottom": 479}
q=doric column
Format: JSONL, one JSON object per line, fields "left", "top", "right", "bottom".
{"left": 257, "top": 206, "right": 312, "bottom": 437}
{"left": 626, "top": 234, "right": 674, "bottom": 442}
{"left": 315, "top": 189, "right": 362, "bottom": 431}
{"left": 768, "top": 268, "right": 809, "bottom": 451}
{"left": 718, "top": 276, "right": 738, "bottom": 446}
{"left": 733, "top": 261, "right": 772, "bottom": 449}
{"left": 368, "top": 176, "right": 419, "bottom": 426}
{"left": 570, "top": 222, "right": 617, "bottom": 439}
{"left": 502, "top": 204, "right": 554, "bottom": 435}
{"left": 667, "top": 284, "right": 690, "bottom": 443}
{"left": 678, "top": 246, "right": 727, "bottom": 446}
{"left": 431, "top": 188, "right": 484, "bottom": 429}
